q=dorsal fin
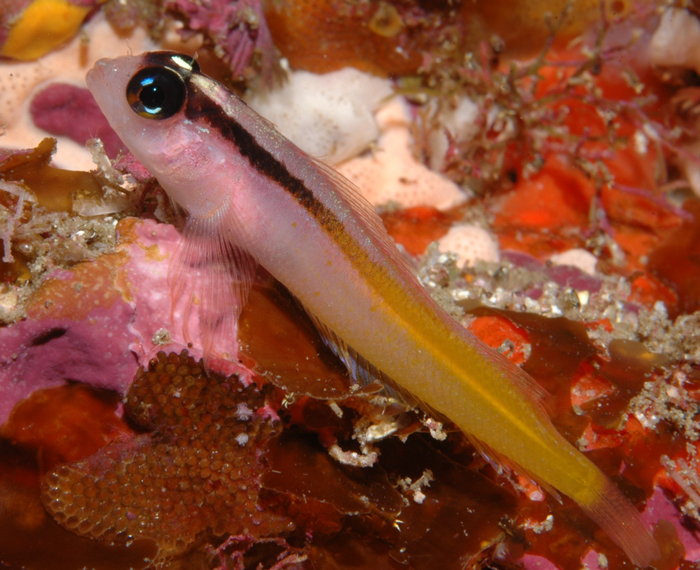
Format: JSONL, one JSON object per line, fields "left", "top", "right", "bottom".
{"left": 309, "top": 155, "right": 421, "bottom": 281}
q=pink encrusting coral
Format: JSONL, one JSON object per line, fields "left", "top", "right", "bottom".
{"left": 119, "top": 218, "right": 247, "bottom": 376}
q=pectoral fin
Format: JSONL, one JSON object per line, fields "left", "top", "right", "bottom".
{"left": 170, "top": 209, "right": 258, "bottom": 366}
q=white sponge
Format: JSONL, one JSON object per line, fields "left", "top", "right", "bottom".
{"left": 649, "top": 8, "right": 700, "bottom": 74}
{"left": 427, "top": 96, "right": 480, "bottom": 171}
{"left": 549, "top": 248, "right": 598, "bottom": 275}
{"left": 436, "top": 223, "right": 500, "bottom": 267}
{"left": 337, "top": 98, "right": 468, "bottom": 210}
{"left": 245, "top": 67, "right": 393, "bottom": 164}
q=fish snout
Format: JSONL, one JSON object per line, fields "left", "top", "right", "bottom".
{"left": 85, "top": 60, "right": 110, "bottom": 90}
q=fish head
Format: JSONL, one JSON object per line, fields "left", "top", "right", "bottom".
{"left": 87, "top": 52, "right": 230, "bottom": 217}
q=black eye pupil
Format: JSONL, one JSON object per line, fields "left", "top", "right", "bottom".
{"left": 140, "top": 84, "right": 165, "bottom": 110}
{"left": 127, "top": 66, "right": 187, "bottom": 120}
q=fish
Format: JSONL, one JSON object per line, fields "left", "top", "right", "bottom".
{"left": 86, "top": 51, "right": 660, "bottom": 567}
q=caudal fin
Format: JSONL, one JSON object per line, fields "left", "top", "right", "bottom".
{"left": 579, "top": 473, "right": 660, "bottom": 568}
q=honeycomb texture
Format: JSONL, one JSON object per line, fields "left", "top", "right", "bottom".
{"left": 41, "top": 351, "right": 289, "bottom": 559}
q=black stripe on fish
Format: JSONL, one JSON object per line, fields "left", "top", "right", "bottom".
{"left": 184, "top": 87, "right": 343, "bottom": 231}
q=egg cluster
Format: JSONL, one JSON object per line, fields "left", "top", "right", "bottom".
{"left": 41, "top": 351, "right": 289, "bottom": 559}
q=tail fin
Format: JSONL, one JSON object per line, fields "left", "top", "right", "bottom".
{"left": 579, "top": 472, "right": 660, "bottom": 568}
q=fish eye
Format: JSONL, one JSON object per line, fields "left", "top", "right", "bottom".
{"left": 126, "top": 66, "right": 187, "bottom": 120}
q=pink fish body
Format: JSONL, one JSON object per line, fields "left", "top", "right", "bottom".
{"left": 87, "top": 52, "right": 660, "bottom": 566}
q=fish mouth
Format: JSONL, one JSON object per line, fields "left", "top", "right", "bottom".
{"left": 85, "top": 58, "right": 113, "bottom": 91}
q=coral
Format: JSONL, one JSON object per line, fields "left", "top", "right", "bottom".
{"left": 490, "top": 156, "right": 592, "bottom": 249}
{"left": 0, "top": 54, "right": 49, "bottom": 133}
{"left": 0, "top": 12, "right": 154, "bottom": 170}
{"left": 380, "top": 205, "right": 465, "bottom": 256}
{"left": 262, "top": 428, "right": 520, "bottom": 570}
{"left": 262, "top": 0, "right": 442, "bottom": 76}
{"left": 0, "top": 0, "right": 91, "bottom": 61}
{"left": 648, "top": 199, "right": 700, "bottom": 317}
{"left": 118, "top": 218, "right": 249, "bottom": 372}
{"left": 0, "top": 209, "right": 362, "bottom": 428}
{"left": 238, "top": 278, "right": 353, "bottom": 399}
{"left": 337, "top": 99, "right": 467, "bottom": 209}
{"left": 641, "top": 489, "right": 697, "bottom": 562}
{"left": 426, "top": 95, "right": 480, "bottom": 172}
{"left": 0, "top": 0, "right": 31, "bottom": 53}
{"left": 648, "top": 7, "right": 700, "bottom": 198}
{"left": 1, "top": 137, "right": 102, "bottom": 213}
{"left": 245, "top": 67, "right": 392, "bottom": 164}
{"left": 0, "top": 215, "right": 190, "bottom": 426}
{"left": 1, "top": 383, "right": 134, "bottom": 471}
{"left": 0, "top": 138, "right": 133, "bottom": 321}
{"left": 417, "top": 2, "right": 670, "bottom": 209}
{"left": 41, "top": 350, "right": 289, "bottom": 559}
{"left": 488, "top": 153, "right": 682, "bottom": 272}
{"left": 0, "top": 250, "right": 137, "bottom": 425}
{"left": 4, "top": 3, "right": 700, "bottom": 569}
{"left": 471, "top": 0, "right": 634, "bottom": 58}
{"left": 0, "top": 439, "right": 157, "bottom": 570}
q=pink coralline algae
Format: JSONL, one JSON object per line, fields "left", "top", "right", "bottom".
{"left": 0, "top": 217, "right": 244, "bottom": 426}
{"left": 30, "top": 84, "right": 127, "bottom": 158}
{"left": 0, "top": 252, "right": 136, "bottom": 426}
{"left": 166, "top": 0, "right": 280, "bottom": 83}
